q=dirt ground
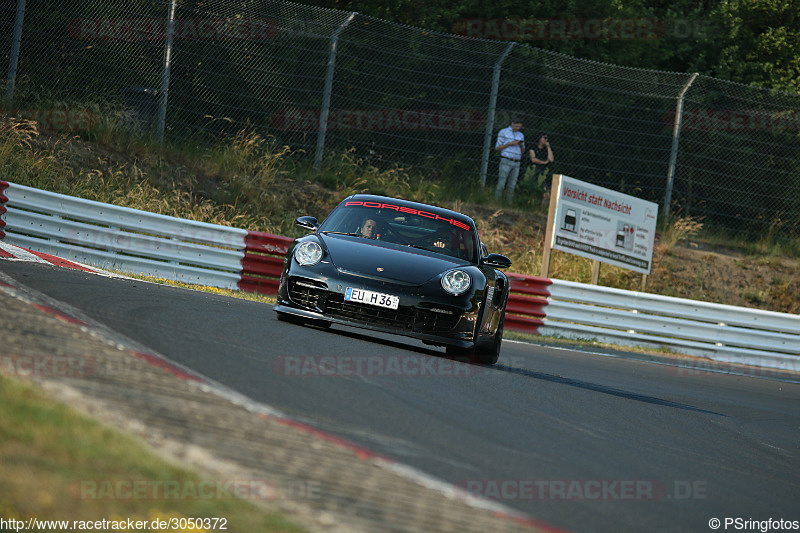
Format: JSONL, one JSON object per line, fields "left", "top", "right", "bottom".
{"left": 648, "top": 243, "right": 800, "bottom": 314}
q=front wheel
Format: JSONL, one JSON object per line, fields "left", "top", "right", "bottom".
{"left": 475, "top": 312, "right": 504, "bottom": 365}
{"left": 445, "top": 313, "right": 504, "bottom": 365}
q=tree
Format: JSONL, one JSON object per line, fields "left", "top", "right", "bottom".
{"left": 299, "top": 0, "right": 800, "bottom": 93}
{"left": 706, "top": 0, "right": 800, "bottom": 93}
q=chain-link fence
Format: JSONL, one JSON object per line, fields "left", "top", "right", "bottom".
{"left": 3, "top": 0, "right": 800, "bottom": 241}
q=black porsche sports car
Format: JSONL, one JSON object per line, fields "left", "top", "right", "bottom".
{"left": 274, "top": 194, "right": 512, "bottom": 364}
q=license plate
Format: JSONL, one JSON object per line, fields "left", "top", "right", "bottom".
{"left": 345, "top": 287, "right": 399, "bottom": 310}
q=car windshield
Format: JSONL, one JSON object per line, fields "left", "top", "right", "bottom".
{"left": 320, "top": 201, "right": 478, "bottom": 262}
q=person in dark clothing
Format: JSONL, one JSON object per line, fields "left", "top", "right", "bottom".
{"left": 529, "top": 132, "right": 554, "bottom": 207}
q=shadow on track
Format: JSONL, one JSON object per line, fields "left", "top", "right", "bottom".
{"left": 276, "top": 313, "right": 723, "bottom": 415}
{"left": 491, "top": 363, "right": 724, "bottom": 415}
{"left": 277, "top": 315, "right": 443, "bottom": 357}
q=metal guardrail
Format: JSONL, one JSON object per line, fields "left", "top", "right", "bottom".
{"left": 0, "top": 181, "right": 248, "bottom": 288}
{"left": 1, "top": 181, "right": 798, "bottom": 369}
{"left": 537, "top": 280, "right": 800, "bottom": 370}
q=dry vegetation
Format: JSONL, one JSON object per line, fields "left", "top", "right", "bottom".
{"left": 3, "top": 117, "right": 799, "bottom": 314}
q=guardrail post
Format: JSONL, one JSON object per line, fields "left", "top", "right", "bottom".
{"left": 314, "top": 13, "right": 357, "bottom": 170}
{"left": 156, "top": 0, "right": 178, "bottom": 144}
{"left": 663, "top": 72, "right": 698, "bottom": 224}
{"left": 4, "top": 0, "right": 26, "bottom": 106}
{"left": 479, "top": 43, "right": 515, "bottom": 186}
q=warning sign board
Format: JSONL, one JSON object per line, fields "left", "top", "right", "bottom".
{"left": 547, "top": 175, "right": 658, "bottom": 275}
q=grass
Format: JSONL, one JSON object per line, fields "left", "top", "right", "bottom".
{"left": 0, "top": 375, "right": 304, "bottom": 532}
{"left": 697, "top": 223, "right": 800, "bottom": 259}
{"left": 743, "top": 234, "right": 800, "bottom": 258}
{"left": 115, "top": 271, "right": 276, "bottom": 304}
{"left": 0, "top": 111, "right": 494, "bottom": 237}
{"left": 659, "top": 214, "right": 704, "bottom": 252}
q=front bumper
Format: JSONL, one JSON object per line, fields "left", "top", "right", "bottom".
{"left": 275, "top": 271, "right": 481, "bottom": 348}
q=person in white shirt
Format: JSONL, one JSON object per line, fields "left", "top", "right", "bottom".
{"left": 494, "top": 118, "right": 525, "bottom": 202}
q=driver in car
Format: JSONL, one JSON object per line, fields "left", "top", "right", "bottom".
{"left": 359, "top": 218, "right": 380, "bottom": 239}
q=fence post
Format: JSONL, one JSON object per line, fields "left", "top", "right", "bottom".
{"left": 156, "top": 0, "right": 178, "bottom": 144}
{"left": 4, "top": 0, "right": 26, "bottom": 105}
{"left": 480, "top": 43, "right": 515, "bottom": 186}
{"left": 663, "top": 72, "right": 698, "bottom": 223}
{"left": 314, "top": 12, "right": 357, "bottom": 170}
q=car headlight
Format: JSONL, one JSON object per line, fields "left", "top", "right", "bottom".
{"left": 441, "top": 269, "right": 471, "bottom": 295}
{"left": 294, "top": 241, "right": 323, "bottom": 266}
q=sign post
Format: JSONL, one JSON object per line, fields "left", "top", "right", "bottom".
{"left": 542, "top": 175, "right": 658, "bottom": 287}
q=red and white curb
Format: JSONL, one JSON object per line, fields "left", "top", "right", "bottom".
{"left": 0, "top": 242, "right": 128, "bottom": 279}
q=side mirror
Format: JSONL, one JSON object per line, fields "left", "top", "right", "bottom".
{"left": 296, "top": 216, "right": 319, "bottom": 232}
{"left": 482, "top": 253, "right": 512, "bottom": 269}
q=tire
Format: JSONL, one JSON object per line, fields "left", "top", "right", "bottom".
{"left": 474, "top": 312, "right": 504, "bottom": 365}
{"left": 445, "top": 340, "right": 498, "bottom": 366}
{"left": 446, "top": 307, "right": 504, "bottom": 365}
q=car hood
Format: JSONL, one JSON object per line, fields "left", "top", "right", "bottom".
{"left": 320, "top": 234, "right": 467, "bottom": 285}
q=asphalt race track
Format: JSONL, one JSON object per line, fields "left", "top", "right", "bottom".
{"left": 3, "top": 260, "right": 799, "bottom": 532}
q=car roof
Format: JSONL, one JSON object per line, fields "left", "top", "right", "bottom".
{"left": 342, "top": 194, "right": 476, "bottom": 229}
